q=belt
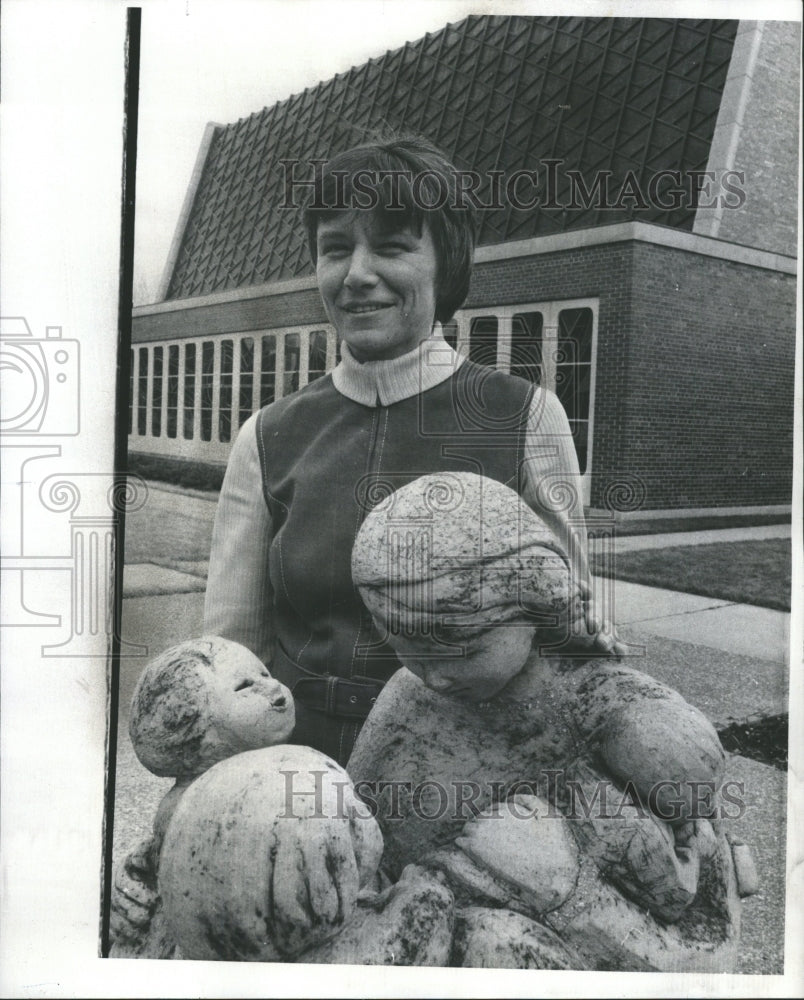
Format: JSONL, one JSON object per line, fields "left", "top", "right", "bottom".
{"left": 272, "top": 642, "right": 386, "bottom": 721}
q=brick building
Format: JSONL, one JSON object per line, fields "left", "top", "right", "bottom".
{"left": 130, "top": 16, "right": 799, "bottom": 516}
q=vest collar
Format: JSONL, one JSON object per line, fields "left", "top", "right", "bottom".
{"left": 331, "top": 332, "right": 465, "bottom": 407}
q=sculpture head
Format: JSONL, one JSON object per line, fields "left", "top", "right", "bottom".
{"left": 129, "top": 636, "right": 295, "bottom": 778}
{"left": 352, "top": 472, "right": 581, "bottom": 701}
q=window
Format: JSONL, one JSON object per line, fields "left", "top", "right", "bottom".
{"left": 200, "top": 341, "right": 215, "bottom": 442}
{"left": 183, "top": 343, "right": 196, "bottom": 439}
{"left": 468, "top": 316, "right": 498, "bottom": 369}
{"left": 239, "top": 337, "right": 254, "bottom": 427}
{"left": 308, "top": 330, "right": 328, "bottom": 383}
{"left": 128, "top": 349, "right": 134, "bottom": 434}
{"left": 260, "top": 335, "right": 276, "bottom": 407}
{"left": 218, "top": 340, "right": 234, "bottom": 443}
{"left": 510, "top": 312, "right": 543, "bottom": 385}
{"left": 284, "top": 332, "right": 300, "bottom": 396}
{"left": 166, "top": 345, "right": 179, "bottom": 438}
{"left": 556, "top": 308, "right": 593, "bottom": 475}
{"left": 441, "top": 319, "right": 458, "bottom": 350}
{"left": 151, "top": 347, "right": 163, "bottom": 437}
{"left": 455, "top": 299, "right": 598, "bottom": 492}
{"left": 137, "top": 348, "right": 148, "bottom": 435}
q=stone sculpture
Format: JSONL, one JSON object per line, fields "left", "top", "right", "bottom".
{"left": 109, "top": 636, "right": 297, "bottom": 957}
{"left": 112, "top": 473, "right": 756, "bottom": 970}
{"left": 110, "top": 637, "right": 450, "bottom": 965}
{"left": 348, "top": 471, "right": 754, "bottom": 971}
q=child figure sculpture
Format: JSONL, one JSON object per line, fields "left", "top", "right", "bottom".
{"left": 349, "top": 472, "right": 751, "bottom": 971}
{"left": 110, "top": 637, "right": 452, "bottom": 965}
{"left": 109, "top": 636, "right": 297, "bottom": 957}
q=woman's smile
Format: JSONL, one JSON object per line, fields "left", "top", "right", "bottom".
{"left": 316, "top": 213, "right": 439, "bottom": 362}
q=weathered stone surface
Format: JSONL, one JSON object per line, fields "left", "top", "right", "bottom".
{"left": 110, "top": 638, "right": 300, "bottom": 959}
{"left": 453, "top": 907, "right": 579, "bottom": 969}
{"left": 348, "top": 664, "right": 577, "bottom": 877}
{"left": 159, "top": 746, "right": 383, "bottom": 962}
{"left": 300, "top": 865, "right": 454, "bottom": 966}
{"left": 425, "top": 846, "right": 514, "bottom": 909}
{"left": 129, "top": 636, "right": 295, "bottom": 779}
{"left": 545, "top": 830, "right": 741, "bottom": 973}
{"left": 454, "top": 795, "right": 579, "bottom": 915}
{"left": 352, "top": 471, "right": 577, "bottom": 634}
{"left": 566, "top": 759, "right": 702, "bottom": 922}
{"left": 117, "top": 471, "right": 751, "bottom": 970}
{"left": 566, "top": 661, "right": 727, "bottom": 822}
{"left": 347, "top": 656, "right": 742, "bottom": 970}
{"left": 108, "top": 837, "right": 177, "bottom": 960}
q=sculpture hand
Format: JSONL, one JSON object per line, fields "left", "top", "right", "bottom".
{"left": 109, "top": 839, "right": 159, "bottom": 943}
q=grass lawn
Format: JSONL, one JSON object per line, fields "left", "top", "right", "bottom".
{"left": 591, "top": 538, "right": 792, "bottom": 611}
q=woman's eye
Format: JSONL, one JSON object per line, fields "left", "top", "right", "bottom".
{"left": 320, "top": 245, "right": 349, "bottom": 258}
{"left": 377, "top": 241, "right": 409, "bottom": 254}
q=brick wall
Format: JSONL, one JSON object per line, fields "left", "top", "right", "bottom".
{"left": 467, "top": 240, "right": 795, "bottom": 510}
{"left": 616, "top": 242, "right": 795, "bottom": 508}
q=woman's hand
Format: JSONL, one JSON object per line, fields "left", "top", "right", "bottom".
{"left": 537, "top": 588, "right": 626, "bottom": 659}
{"left": 582, "top": 594, "right": 627, "bottom": 658}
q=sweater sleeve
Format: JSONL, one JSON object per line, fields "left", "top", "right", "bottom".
{"left": 520, "top": 387, "right": 590, "bottom": 593}
{"left": 203, "top": 411, "right": 274, "bottom": 664}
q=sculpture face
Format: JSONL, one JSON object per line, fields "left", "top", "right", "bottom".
{"left": 129, "top": 637, "right": 296, "bottom": 778}
{"left": 207, "top": 653, "right": 295, "bottom": 751}
{"left": 390, "top": 624, "right": 534, "bottom": 701}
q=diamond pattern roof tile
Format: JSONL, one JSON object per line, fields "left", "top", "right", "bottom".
{"left": 165, "top": 14, "right": 737, "bottom": 300}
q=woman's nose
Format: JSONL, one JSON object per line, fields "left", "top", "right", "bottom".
{"left": 343, "top": 246, "right": 378, "bottom": 288}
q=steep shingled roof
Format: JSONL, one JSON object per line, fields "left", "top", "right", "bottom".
{"left": 165, "top": 15, "right": 738, "bottom": 300}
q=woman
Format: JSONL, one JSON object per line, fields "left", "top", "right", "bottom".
{"left": 204, "top": 136, "right": 620, "bottom": 766}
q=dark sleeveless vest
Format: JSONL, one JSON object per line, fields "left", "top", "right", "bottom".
{"left": 257, "top": 360, "right": 533, "bottom": 764}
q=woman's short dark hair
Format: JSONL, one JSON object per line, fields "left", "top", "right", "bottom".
{"left": 303, "top": 136, "right": 477, "bottom": 324}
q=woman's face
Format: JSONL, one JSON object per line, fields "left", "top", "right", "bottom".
{"left": 316, "top": 212, "right": 439, "bottom": 362}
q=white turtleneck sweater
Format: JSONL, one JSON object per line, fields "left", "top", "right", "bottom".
{"left": 204, "top": 333, "right": 590, "bottom": 662}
